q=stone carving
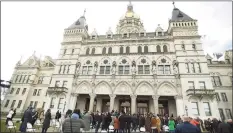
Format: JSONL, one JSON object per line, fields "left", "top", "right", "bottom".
{"left": 76, "top": 62, "right": 81, "bottom": 74}
{"left": 152, "top": 95, "right": 159, "bottom": 100}
{"left": 94, "top": 61, "right": 98, "bottom": 74}
{"left": 131, "top": 60, "right": 137, "bottom": 78}
{"left": 173, "top": 60, "right": 179, "bottom": 74}
{"left": 151, "top": 60, "right": 157, "bottom": 75}
{"left": 111, "top": 61, "right": 117, "bottom": 74}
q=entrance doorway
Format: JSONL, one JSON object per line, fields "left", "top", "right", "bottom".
{"left": 158, "top": 96, "right": 176, "bottom": 116}
{"left": 102, "top": 99, "right": 110, "bottom": 112}
{"left": 137, "top": 99, "right": 149, "bottom": 115}
{"left": 119, "top": 99, "right": 131, "bottom": 114}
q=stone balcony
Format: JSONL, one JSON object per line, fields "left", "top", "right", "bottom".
{"left": 186, "top": 89, "right": 216, "bottom": 100}
{"left": 47, "top": 86, "right": 68, "bottom": 97}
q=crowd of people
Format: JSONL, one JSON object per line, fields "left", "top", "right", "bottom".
{"left": 5, "top": 107, "right": 233, "bottom": 133}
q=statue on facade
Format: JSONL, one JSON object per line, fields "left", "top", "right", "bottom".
{"left": 76, "top": 62, "right": 81, "bottom": 75}
{"left": 173, "top": 60, "right": 179, "bottom": 74}
{"left": 131, "top": 60, "right": 137, "bottom": 75}
{"left": 94, "top": 61, "right": 98, "bottom": 74}
{"left": 151, "top": 60, "right": 157, "bottom": 75}
{"left": 111, "top": 61, "right": 117, "bottom": 74}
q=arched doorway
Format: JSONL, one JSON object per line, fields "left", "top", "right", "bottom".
{"left": 120, "top": 100, "right": 131, "bottom": 114}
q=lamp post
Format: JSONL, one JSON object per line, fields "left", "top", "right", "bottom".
{"left": 63, "top": 101, "right": 66, "bottom": 113}
{"left": 185, "top": 105, "right": 188, "bottom": 116}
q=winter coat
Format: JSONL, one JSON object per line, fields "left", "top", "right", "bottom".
{"left": 114, "top": 117, "right": 119, "bottom": 129}
{"left": 155, "top": 117, "right": 161, "bottom": 132}
{"left": 217, "top": 122, "right": 233, "bottom": 133}
{"left": 151, "top": 117, "right": 157, "bottom": 127}
{"left": 168, "top": 120, "right": 175, "bottom": 131}
{"left": 82, "top": 113, "right": 92, "bottom": 131}
{"left": 7, "top": 110, "right": 14, "bottom": 118}
{"left": 175, "top": 121, "right": 201, "bottom": 133}
{"left": 19, "top": 109, "right": 33, "bottom": 132}
{"left": 62, "top": 118, "right": 85, "bottom": 133}
{"left": 145, "top": 116, "right": 151, "bottom": 132}
{"left": 42, "top": 111, "right": 51, "bottom": 129}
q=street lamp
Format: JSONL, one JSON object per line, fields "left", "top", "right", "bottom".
{"left": 185, "top": 105, "right": 188, "bottom": 116}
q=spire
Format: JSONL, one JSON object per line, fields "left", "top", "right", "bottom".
{"left": 172, "top": 1, "right": 176, "bottom": 9}
{"left": 83, "top": 9, "right": 86, "bottom": 17}
{"left": 127, "top": 0, "right": 133, "bottom": 12}
{"left": 170, "top": 3, "right": 194, "bottom": 22}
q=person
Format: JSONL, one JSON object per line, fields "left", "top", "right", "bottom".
{"left": 156, "top": 115, "right": 161, "bottom": 133}
{"left": 62, "top": 109, "right": 85, "bottom": 133}
{"left": 125, "top": 114, "right": 131, "bottom": 133}
{"left": 168, "top": 117, "right": 175, "bottom": 133}
{"left": 151, "top": 115, "right": 157, "bottom": 133}
{"left": 114, "top": 115, "right": 119, "bottom": 133}
{"left": 6, "top": 108, "right": 14, "bottom": 125}
{"left": 83, "top": 111, "right": 92, "bottom": 132}
{"left": 131, "top": 113, "right": 138, "bottom": 132}
{"left": 217, "top": 119, "right": 233, "bottom": 133}
{"left": 95, "top": 112, "right": 102, "bottom": 133}
{"left": 31, "top": 108, "right": 38, "bottom": 126}
{"left": 145, "top": 113, "right": 151, "bottom": 132}
{"left": 119, "top": 111, "right": 126, "bottom": 133}
{"left": 55, "top": 110, "right": 60, "bottom": 121}
{"left": 227, "top": 119, "right": 233, "bottom": 131}
{"left": 175, "top": 116, "right": 201, "bottom": 133}
{"left": 20, "top": 107, "right": 33, "bottom": 133}
{"left": 39, "top": 110, "right": 45, "bottom": 122}
{"left": 139, "top": 114, "right": 145, "bottom": 130}
{"left": 41, "top": 109, "right": 51, "bottom": 133}
{"left": 11, "top": 108, "right": 17, "bottom": 120}
{"left": 190, "top": 117, "right": 199, "bottom": 126}
{"left": 212, "top": 118, "right": 219, "bottom": 133}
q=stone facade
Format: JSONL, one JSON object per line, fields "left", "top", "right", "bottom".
{"left": 1, "top": 2, "right": 232, "bottom": 120}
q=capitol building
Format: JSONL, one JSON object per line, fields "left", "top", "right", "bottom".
{"left": 1, "top": 2, "right": 232, "bottom": 121}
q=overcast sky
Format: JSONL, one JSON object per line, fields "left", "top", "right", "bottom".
{"left": 1, "top": 1, "right": 232, "bottom": 81}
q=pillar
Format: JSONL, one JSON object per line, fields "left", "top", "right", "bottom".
{"left": 89, "top": 93, "right": 96, "bottom": 112}
{"left": 96, "top": 98, "right": 102, "bottom": 112}
{"left": 174, "top": 95, "right": 184, "bottom": 116}
{"left": 110, "top": 94, "right": 116, "bottom": 112}
{"left": 130, "top": 94, "right": 137, "bottom": 114}
{"left": 152, "top": 95, "right": 159, "bottom": 115}
{"left": 70, "top": 93, "right": 78, "bottom": 110}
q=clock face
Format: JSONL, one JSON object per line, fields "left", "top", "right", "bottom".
{"left": 28, "top": 59, "right": 34, "bottom": 65}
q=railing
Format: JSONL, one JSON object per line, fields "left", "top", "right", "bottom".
{"left": 47, "top": 86, "right": 68, "bottom": 96}
{"left": 186, "top": 89, "right": 215, "bottom": 96}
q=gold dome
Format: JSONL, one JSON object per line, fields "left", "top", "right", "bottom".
{"left": 120, "top": 11, "right": 140, "bottom": 20}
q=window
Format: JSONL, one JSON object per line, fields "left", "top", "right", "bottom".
{"left": 156, "top": 45, "right": 161, "bottom": 53}
{"left": 211, "top": 76, "right": 222, "bottom": 86}
{"left": 42, "top": 102, "right": 46, "bottom": 109}
{"left": 138, "top": 65, "right": 150, "bottom": 74}
{"left": 58, "top": 98, "right": 65, "bottom": 109}
{"left": 158, "top": 65, "right": 170, "bottom": 74}
{"left": 191, "top": 102, "right": 199, "bottom": 115}
{"left": 34, "top": 101, "right": 38, "bottom": 108}
{"left": 185, "top": 63, "right": 190, "bottom": 73}
{"left": 16, "top": 88, "right": 20, "bottom": 94}
{"left": 19, "top": 75, "right": 22, "bottom": 83}
{"left": 71, "top": 49, "right": 75, "bottom": 54}
{"left": 158, "top": 32, "right": 162, "bottom": 36}
{"left": 107, "top": 34, "right": 111, "bottom": 38}
{"left": 86, "top": 48, "right": 90, "bottom": 55}
{"left": 27, "top": 75, "right": 31, "bottom": 83}
{"left": 5, "top": 100, "right": 10, "bottom": 107}
{"left": 108, "top": 47, "right": 112, "bottom": 54}
{"left": 33, "top": 89, "right": 37, "bottom": 96}
{"left": 17, "top": 100, "right": 22, "bottom": 108}
{"left": 118, "top": 65, "right": 130, "bottom": 75}
{"left": 10, "top": 88, "right": 15, "bottom": 94}
{"left": 226, "top": 59, "right": 230, "bottom": 64}
{"left": 62, "top": 81, "right": 67, "bottom": 87}
{"left": 99, "top": 66, "right": 111, "bottom": 74}
{"left": 102, "top": 47, "right": 106, "bottom": 54}
{"left": 59, "top": 65, "right": 62, "bottom": 74}
{"left": 140, "top": 32, "right": 144, "bottom": 37}
{"left": 207, "top": 59, "right": 212, "bottom": 64}
{"left": 11, "top": 100, "right": 16, "bottom": 108}
{"left": 38, "top": 77, "right": 44, "bottom": 84}
{"left": 144, "top": 46, "right": 148, "bottom": 53}
{"left": 190, "top": 63, "right": 195, "bottom": 73}
{"left": 163, "top": 45, "right": 168, "bottom": 52}
{"left": 15, "top": 75, "right": 19, "bottom": 83}
{"left": 225, "top": 109, "right": 232, "bottom": 119}
{"left": 82, "top": 66, "right": 92, "bottom": 75}
{"left": 22, "top": 75, "right": 26, "bottom": 83}
{"left": 192, "top": 44, "right": 196, "bottom": 50}
{"left": 199, "top": 81, "right": 206, "bottom": 89}
{"left": 123, "top": 33, "right": 127, "bottom": 38}
{"left": 67, "top": 65, "right": 70, "bottom": 74}
{"left": 181, "top": 44, "right": 185, "bottom": 50}
{"left": 50, "top": 97, "right": 55, "bottom": 108}
{"left": 138, "top": 46, "right": 142, "bottom": 53}
{"left": 188, "top": 81, "right": 195, "bottom": 89}
{"left": 196, "top": 63, "right": 201, "bottom": 73}
{"left": 63, "top": 65, "right": 66, "bottom": 74}
{"left": 215, "top": 93, "right": 220, "bottom": 101}
{"left": 126, "top": 46, "right": 130, "bottom": 54}
{"left": 92, "top": 35, "right": 96, "bottom": 39}
{"left": 37, "top": 89, "right": 41, "bottom": 96}
{"left": 29, "top": 101, "right": 33, "bottom": 107}
{"left": 219, "top": 108, "right": 225, "bottom": 121}
{"left": 91, "top": 48, "right": 95, "bottom": 55}
{"left": 203, "top": 102, "right": 211, "bottom": 116}
{"left": 221, "top": 93, "right": 228, "bottom": 102}
{"left": 55, "top": 81, "right": 60, "bottom": 87}
{"left": 22, "top": 88, "right": 26, "bottom": 95}
{"left": 120, "top": 46, "right": 124, "bottom": 54}
{"left": 63, "top": 49, "right": 67, "bottom": 54}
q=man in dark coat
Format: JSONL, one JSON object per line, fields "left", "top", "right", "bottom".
{"left": 42, "top": 109, "right": 51, "bottom": 133}
{"left": 217, "top": 119, "right": 233, "bottom": 133}
{"left": 119, "top": 111, "right": 127, "bottom": 133}
{"left": 94, "top": 112, "right": 102, "bottom": 133}
{"left": 19, "top": 107, "right": 33, "bottom": 133}
{"left": 227, "top": 119, "right": 233, "bottom": 131}
{"left": 131, "top": 114, "right": 138, "bottom": 132}
{"left": 175, "top": 116, "right": 201, "bottom": 133}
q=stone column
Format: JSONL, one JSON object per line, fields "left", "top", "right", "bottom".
{"left": 110, "top": 94, "right": 116, "bottom": 112}
{"left": 130, "top": 94, "right": 137, "bottom": 114}
{"left": 70, "top": 93, "right": 78, "bottom": 109}
{"left": 89, "top": 93, "right": 96, "bottom": 112}
{"left": 96, "top": 98, "right": 102, "bottom": 112}
{"left": 174, "top": 95, "right": 184, "bottom": 116}
{"left": 152, "top": 95, "right": 159, "bottom": 114}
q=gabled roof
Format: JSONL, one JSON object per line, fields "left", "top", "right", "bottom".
{"left": 21, "top": 54, "right": 40, "bottom": 67}
{"left": 106, "top": 27, "right": 113, "bottom": 35}
{"left": 91, "top": 28, "right": 98, "bottom": 36}
{"left": 205, "top": 54, "right": 213, "bottom": 59}
{"left": 67, "top": 16, "right": 88, "bottom": 30}
{"left": 155, "top": 24, "right": 163, "bottom": 32}
{"left": 171, "top": 8, "right": 194, "bottom": 22}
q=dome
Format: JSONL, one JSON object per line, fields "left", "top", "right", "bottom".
{"left": 120, "top": 12, "right": 140, "bottom": 20}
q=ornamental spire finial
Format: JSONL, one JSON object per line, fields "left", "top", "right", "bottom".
{"left": 172, "top": 1, "right": 176, "bottom": 9}
{"left": 83, "top": 9, "right": 86, "bottom": 17}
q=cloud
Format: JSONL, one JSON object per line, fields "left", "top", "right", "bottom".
{"left": 1, "top": 1, "right": 232, "bottom": 81}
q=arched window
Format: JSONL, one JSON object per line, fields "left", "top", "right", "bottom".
{"left": 157, "top": 45, "right": 161, "bottom": 53}
{"left": 126, "top": 46, "right": 130, "bottom": 54}
{"left": 86, "top": 48, "right": 90, "bottom": 55}
{"left": 108, "top": 47, "right": 112, "bottom": 54}
{"left": 120, "top": 46, "right": 124, "bottom": 54}
{"left": 102, "top": 47, "right": 106, "bottom": 54}
{"left": 118, "top": 59, "right": 130, "bottom": 75}
{"left": 163, "top": 45, "right": 168, "bottom": 52}
{"left": 99, "top": 59, "right": 111, "bottom": 74}
{"left": 91, "top": 48, "right": 95, "bottom": 55}
{"left": 137, "top": 58, "right": 150, "bottom": 74}
{"left": 138, "top": 46, "right": 142, "bottom": 53}
{"left": 63, "top": 49, "right": 67, "bottom": 55}
{"left": 82, "top": 60, "right": 93, "bottom": 75}
{"left": 144, "top": 46, "right": 148, "bottom": 53}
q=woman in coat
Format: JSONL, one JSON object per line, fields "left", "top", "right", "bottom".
{"left": 114, "top": 115, "right": 119, "bottom": 133}
{"left": 155, "top": 116, "right": 161, "bottom": 133}
{"left": 39, "top": 110, "right": 45, "bottom": 122}
{"left": 42, "top": 109, "right": 51, "bottom": 133}
{"left": 168, "top": 117, "right": 175, "bottom": 133}
{"left": 20, "top": 107, "right": 33, "bottom": 133}
{"left": 145, "top": 113, "right": 151, "bottom": 132}
{"left": 151, "top": 115, "right": 157, "bottom": 133}
{"left": 83, "top": 111, "right": 92, "bottom": 132}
